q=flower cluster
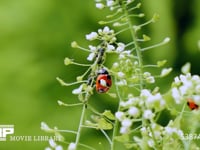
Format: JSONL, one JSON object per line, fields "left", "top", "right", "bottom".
{"left": 135, "top": 120, "right": 184, "bottom": 149}
{"left": 115, "top": 89, "right": 165, "bottom": 135}
{"left": 172, "top": 73, "right": 200, "bottom": 105}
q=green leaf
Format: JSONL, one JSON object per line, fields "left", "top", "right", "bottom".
{"left": 102, "top": 110, "right": 115, "bottom": 120}
{"left": 97, "top": 118, "right": 113, "bottom": 130}
{"left": 115, "top": 134, "right": 129, "bottom": 143}
{"left": 181, "top": 62, "right": 191, "bottom": 74}
{"left": 125, "top": 143, "right": 137, "bottom": 149}
{"left": 157, "top": 60, "right": 167, "bottom": 67}
{"left": 143, "top": 34, "right": 151, "bottom": 41}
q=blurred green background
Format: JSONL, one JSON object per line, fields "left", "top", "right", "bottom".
{"left": 0, "top": 0, "right": 199, "bottom": 149}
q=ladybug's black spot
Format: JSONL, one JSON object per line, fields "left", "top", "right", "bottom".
{"left": 187, "top": 102, "right": 189, "bottom": 106}
{"left": 107, "top": 75, "right": 111, "bottom": 80}
{"left": 106, "top": 82, "right": 111, "bottom": 87}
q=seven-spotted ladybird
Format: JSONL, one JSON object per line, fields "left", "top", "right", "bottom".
{"left": 96, "top": 68, "right": 112, "bottom": 93}
{"left": 187, "top": 98, "right": 199, "bottom": 110}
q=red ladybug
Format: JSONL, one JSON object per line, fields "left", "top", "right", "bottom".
{"left": 96, "top": 68, "right": 112, "bottom": 93}
{"left": 187, "top": 98, "right": 199, "bottom": 110}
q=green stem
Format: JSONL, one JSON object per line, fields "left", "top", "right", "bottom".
{"left": 75, "top": 104, "right": 86, "bottom": 149}
{"left": 124, "top": 3, "right": 144, "bottom": 90}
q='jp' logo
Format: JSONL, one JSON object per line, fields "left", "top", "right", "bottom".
{"left": 0, "top": 125, "right": 14, "bottom": 141}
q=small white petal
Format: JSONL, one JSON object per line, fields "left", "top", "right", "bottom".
{"left": 147, "top": 139, "right": 155, "bottom": 148}
{"left": 86, "top": 32, "right": 98, "bottom": 40}
{"left": 107, "top": 0, "right": 115, "bottom": 7}
{"left": 122, "top": 118, "right": 132, "bottom": 127}
{"left": 88, "top": 45, "right": 97, "bottom": 52}
{"left": 160, "top": 68, "right": 172, "bottom": 77}
{"left": 72, "top": 85, "right": 83, "bottom": 94}
{"left": 107, "top": 44, "right": 115, "bottom": 51}
{"left": 120, "top": 126, "right": 129, "bottom": 134}
{"left": 55, "top": 145, "right": 63, "bottom": 150}
{"left": 96, "top": 3, "right": 104, "bottom": 9}
{"left": 87, "top": 52, "right": 95, "bottom": 61}
{"left": 128, "top": 107, "right": 140, "bottom": 117}
{"left": 143, "top": 110, "right": 154, "bottom": 120}
{"left": 49, "top": 139, "right": 56, "bottom": 148}
{"left": 116, "top": 43, "right": 125, "bottom": 52}
{"left": 115, "top": 111, "right": 125, "bottom": 121}
{"left": 171, "top": 87, "right": 181, "bottom": 104}
{"left": 117, "top": 72, "right": 125, "bottom": 78}
{"left": 68, "top": 143, "right": 76, "bottom": 150}
{"left": 103, "top": 26, "right": 110, "bottom": 34}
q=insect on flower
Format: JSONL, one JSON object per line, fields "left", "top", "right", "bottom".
{"left": 187, "top": 98, "right": 199, "bottom": 110}
{"left": 96, "top": 68, "right": 112, "bottom": 93}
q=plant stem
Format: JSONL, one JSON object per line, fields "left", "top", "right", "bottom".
{"left": 75, "top": 104, "right": 86, "bottom": 149}
{"left": 124, "top": 3, "right": 144, "bottom": 90}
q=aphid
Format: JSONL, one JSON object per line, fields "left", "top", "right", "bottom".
{"left": 96, "top": 48, "right": 105, "bottom": 64}
{"left": 96, "top": 68, "right": 112, "bottom": 93}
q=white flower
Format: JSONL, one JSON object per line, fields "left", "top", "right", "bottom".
{"left": 45, "top": 147, "right": 52, "bottom": 150}
{"left": 115, "top": 111, "right": 125, "bottom": 121}
{"left": 171, "top": 87, "right": 181, "bottom": 104}
{"left": 147, "top": 139, "right": 155, "bottom": 148}
{"left": 122, "top": 118, "right": 132, "bottom": 127}
{"left": 96, "top": 3, "right": 104, "bottom": 9}
{"left": 99, "top": 26, "right": 109, "bottom": 34}
{"left": 106, "top": 0, "right": 115, "bottom": 7}
{"left": 72, "top": 85, "right": 83, "bottom": 94}
{"left": 117, "top": 72, "right": 125, "bottom": 78}
{"left": 107, "top": 44, "right": 115, "bottom": 51}
{"left": 174, "top": 76, "right": 181, "bottom": 85}
{"left": 179, "top": 86, "right": 188, "bottom": 95}
{"left": 140, "top": 127, "right": 147, "bottom": 134}
{"left": 86, "top": 32, "right": 98, "bottom": 40}
{"left": 55, "top": 145, "right": 63, "bottom": 150}
{"left": 160, "top": 68, "right": 172, "bottom": 77}
{"left": 143, "top": 109, "right": 154, "bottom": 120}
{"left": 141, "top": 89, "right": 151, "bottom": 98}
{"left": 41, "top": 122, "right": 52, "bottom": 132}
{"left": 143, "top": 72, "right": 151, "bottom": 78}
{"left": 128, "top": 107, "right": 140, "bottom": 118}
{"left": 192, "top": 75, "right": 200, "bottom": 81}
{"left": 146, "top": 76, "right": 155, "bottom": 83}
{"left": 68, "top": 143, "right": 76, "bottom": 150}
{"left": 193, "top": 95, "right": 200, "bottom": 105}
{"left": 116, "top": 43, "right": 125, "bottom": 52}
{"left": 164, "top": 126, "right": 183, "bottom": 138}
{"left": 120, "top": 126, "right": 129, "bottom": 134}
{"left": 49, "top": 138, "right": 56, "bottom": 148}
{"left": 87, "top": 52, "right": 95, "bottom": 61}
{"left": 146, "top": 93, "right": 165, "bottom": 109}
{"left": 88, "top": 45, "right": 97, "bottom": 52}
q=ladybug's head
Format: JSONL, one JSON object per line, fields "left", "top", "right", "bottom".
{"left": 97, "top": 68, "right": 109, "bottom": 75}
